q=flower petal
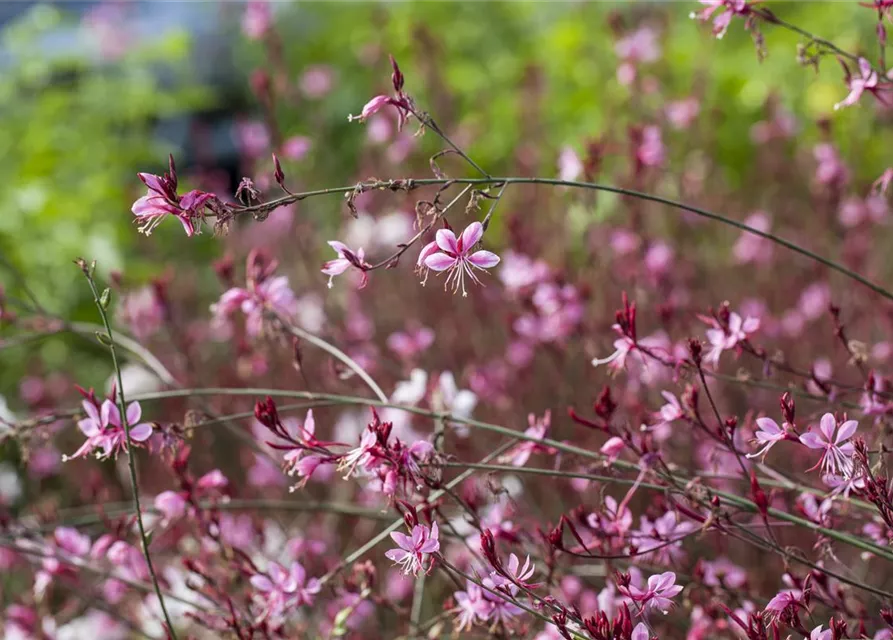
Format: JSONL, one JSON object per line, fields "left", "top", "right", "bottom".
{"left": 799, "top": 432, "right": 825, "bottom": 449}
{"left": 126, "top": 402, "right": 142, "bottom": 426}
{"left": 835, "top": 420, "right": 858, "bottom": 444}
{"left": 129, "top": 423, "right": 154, "bottom": 442}
{"left": 819, "top": 413, "right": 836, "bottom": 441}
{"left": 424, "top": 252, "right": 458, "bottom": 272}
{"left": 435, "top": 229, "right": 459, "bottom": 254}
{"left": 467, "top": 250, "right": 500, "bottom": 269}
{"left": 459, "top": 222, "right": 483, "bottom": 253}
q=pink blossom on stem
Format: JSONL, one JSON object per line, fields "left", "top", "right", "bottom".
{"left": 453, "top": 580, "right": 492, "bottom": 631}
{"left": 498, "top": 410, "right": 555, "bottom": 467}
{"left": 621, "top": 571, "right": 683, "bottom": 614}
{"left": 385, "top": 521, "right": 439, "bottom": 576}
{"left": 250, "top": 561, "right": 320, "bottom": 623}
{"left": 745, "top": 417, "right": 789, "bottom": 459}
{"left": 691, "top": 0, "right": 749, "bottom": 39}
{"left": 798, "top": 413, "right": 858, "bottom": 478}
{"left": 835, "top": 57, "right": 880, "bottom": 110}
{"left": 210, "top": 253, "right": 298, "bottom": 337}
{"left": 131, "top": 157, "right": 215, "bottom": 237}
{"left": 63, "top": 399, "right": 153, "bottom": 461}
{"left": 420, "top": 222, "right": 500, "bottom": 296}
{"left": 321, "top": 241, "right": 370, "bottom": 289}
{"left": 704, "top": 312, "right": 759, "bottom": 366}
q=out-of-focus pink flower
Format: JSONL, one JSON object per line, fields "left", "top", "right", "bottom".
{"left": 387, "top": 326, "right": 435, "bottom": 359}
{"left": 835, "top": 57, "right": 879, "bottom": 110}
{"left": 621, "top": 571, "right": 683, "bottom": 614}
{"left": 212, "top": 277, "right": 297, "bottom": 338}
{"left": 632, "top": 623, "right": 652, "bottom": 640}
{"left": 798, "top": 282, "right": 831, "bottom": 321}
{"left": 636, "top": 125, "right": 665, "bottom": 167}
{"left": 704, "top": 312, "right": 759, "bottom": 366}
{"left": 498, "top": 251, "right": 551, "bottom": 292}
{"left": 813, "top": 143, "right": 849, "bottom": 187}
{"left": 799, "top": 413, "right": 858, "bottom": 478}
{"left": 635, "top": 511, "right": 695, "bottom": 565}
{"left": 666, "top": 97, "right": 701, "bottom": 129}
{"left": 250, "top": 561, "right": 320, "bottom": 623}
{"left": 385, "top": 522, "right": 439, "bottom": 575}
{"left": 600, "top": 436, "right": 625, "bottom": 462}
{"left": 610, "top": 229, "right": 642, "bottom": 256}
{"left": 746, "top": 417, "right": 788, "bottom": 459}
{"left": 242, "top": 1, "right": 271, "bottom": 40}
{"left": 453, "top": 580, "right": 492, "bottom": 631}
{"left": 299, "top": 65, "right": 334, "bottom": 99}
{"left": 615, "top": 27, "right": 660, "bottom": 86}
{"left": 281, "top": 136, "right": 312, "bottom": 161}
{"left": 64, "top": 399, "right": 153, "bottom": 461}
{"left": 644, "top": 241, "right": 674, "bottom": 276}
{"left": 558, "top": 146, "right": 583, "bottom": 181}
{"left": 153, "top": 491, "right": 187, "bottom": 525}
{"left": 118, "top": 286, "right": 165, "bottom": 340}
{"left": 197, "top": 469, "right": 228, "bottom": 491}
{"left": 733, "top": 212, "right": 773, "bottom": 264}
{"left": 502, "top": 411, "right": 555, "bottom": 467}
{"left": 419, "top": 222, "right": 500, "bottom": 296}
{"left": 132, "top": 158, "right": 215, "bottom": 237}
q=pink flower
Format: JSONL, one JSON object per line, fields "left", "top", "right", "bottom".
{"left": 835, "top": 57, "right": 879, "bottom": 110}
{"left": 299, "top": 65, "right": 334, "bottom": 99}
{"left": 281, "top": 135, "right": 312, "bottom": 161}
{"left": 153, "top": 491, "right": 187, "bottom": 524}
{"left": 64, "top": 399, "right": 153, "bottom": 461}
{"left": 131, "top": 158, "right": 215, "bottom": 237}
{"left": 250, "top": 561, "right": 320, "bottom": 623}
{"left": 117, "top": 286, "right": 165, "bottom": 340}
{"left": 321, "top": 241, "right": 370, "bottom": 289}
{"left": 349, "top": 55, "right": 412, "bottom": 131}
{"left": 419, "top": 222, "right": 501, "bottom": 296}
{"left": 622, "top": 571, "right": 683, "bottom": 614}
{"left": 387, "top": 326, "right": 435, "bottom": 358}
{"left": 665, "top": 97, "right": 700, "bottom": 130}
{"left": 746, "top": 417, "right": 788, "bottom": 459}
{"left": 814, "top": 143, "right": 849, "bottom": 187}
{"left": 691, "top": 0, "right": 749, "bottom": 39}
{"left": 502, "top": 411, "right": 555, "bottom": 467}
{"left": 489, "top": 553, "right": 536, "bottom": 591}
{"left": 732, "top": 212, "right": 773, "bottom": 265}
{"left": 632, "top": 623, "right": 652, "bottom": 640}
{"left": 210, "top": 254, "right": 298, "bottom": 337}
{"left": 704, "top": 312, "right": 759, "bottom": 366}
{"left": 242, "top": 1, "right": 271, "bottom": 40}
{"left": 799, "top": 413, "right": 858, "bottom": 478}
{"left": 636, "top": 125, "right": 665, "bottom": 168}
{"left": 763, "top": 588, "right": 803, "bottom": 615}
{"left": 385, "top": 522, "right": 439, "bottom": 575}
{"left": 558, "top": 146, "right": 583, "bottom": 181}
{"left": 810, "top": 626, "right": 832, "bottom": 640}
{"left": 453, "top": 580, "right": 492, "bottom": 631}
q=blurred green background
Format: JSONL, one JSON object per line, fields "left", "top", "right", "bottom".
{"left": 0, "top": 1, "right": 882, "bottom": 399}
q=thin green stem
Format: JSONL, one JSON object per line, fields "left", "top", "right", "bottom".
{"left": 79, "top": 262, "right": 178, "bottom": 638}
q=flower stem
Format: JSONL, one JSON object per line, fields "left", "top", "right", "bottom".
{"left": 78, "top": 259, "right": 178, "bottom": 639}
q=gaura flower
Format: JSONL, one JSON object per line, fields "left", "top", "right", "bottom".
{"left": 799, "top": 413, "right": 858, "bottom": 478}
{"left": 385, "top": 522, "right": 439, "bottom": 575}
{"left": 418, "top": 222, "right": 500, "bottom": 296}
{"left": 64, "top": 399, "right": 153, "bottom": 461}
